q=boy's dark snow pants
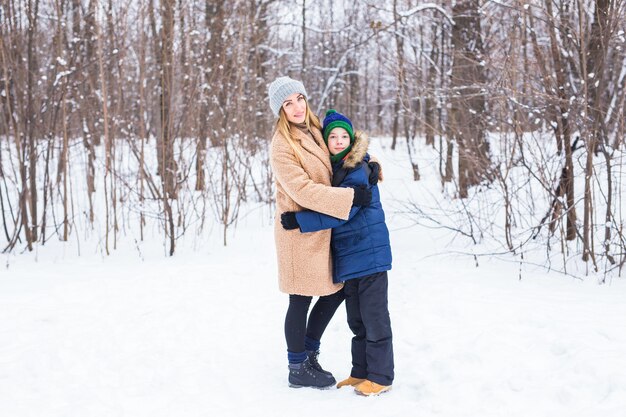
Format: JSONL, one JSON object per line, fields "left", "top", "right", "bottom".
{"left": 343, "top": 271, "right": 394, "bottom": 386}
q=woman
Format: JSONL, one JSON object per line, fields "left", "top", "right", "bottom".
{"left": 268, "top": 76, "right": 372, "bottom": 389}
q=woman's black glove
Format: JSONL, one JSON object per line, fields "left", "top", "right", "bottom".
{"left": 352, "top": 185, "right": 372, "bottom": 206}
{"left": 281, "top": 212, "right": 300, "bottom": 230}
{"left": 368, "top": 162, "right": 381, "bottom": 185}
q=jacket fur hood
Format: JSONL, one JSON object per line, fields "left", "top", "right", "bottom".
{"left": 342, "top": 131, "right": 369, "bottom": 169}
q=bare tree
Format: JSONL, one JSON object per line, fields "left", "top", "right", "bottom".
{"left": 449, "top": 0, "right": 491, "bottom": 198}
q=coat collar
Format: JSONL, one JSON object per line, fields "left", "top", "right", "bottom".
{"left": 342, "top": 132, "right": 369, "bottom": 169}
{"left": 292, "top": 125, "right": 333, "bottom": 175}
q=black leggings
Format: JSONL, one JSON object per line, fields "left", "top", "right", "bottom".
{"left": 284, "top": 290, "right": 345, "bottom": 353}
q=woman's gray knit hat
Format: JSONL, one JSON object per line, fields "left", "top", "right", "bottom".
{"left": 268, "top": 76, "right": 307, "bottom": 116}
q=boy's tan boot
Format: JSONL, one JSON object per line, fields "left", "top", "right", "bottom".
{"left": 336, "top": 376, "right": 366, "bottom": 388}
{"left": 354, "top": 380, "right": 392, "bottom": 396}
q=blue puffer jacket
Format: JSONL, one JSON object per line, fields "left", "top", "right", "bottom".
{"left": 295, "top": 133, "right": 392, "bottom": 283}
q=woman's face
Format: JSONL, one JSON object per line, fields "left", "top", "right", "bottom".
{"left": 281, "top": 93, "right": 307, "bottom": 124}
{"left": 327, "top": 127, "right": 351, "bottom": 155}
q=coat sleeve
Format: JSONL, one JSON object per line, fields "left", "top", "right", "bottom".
{"left": 295, "top": 204, "right": 362, "bottom": 233}
{"left": 270, "top": 140, "right": 354, "bottom": 220}
{"left": 294, "top": 165, "right": 368, "bottom": 233}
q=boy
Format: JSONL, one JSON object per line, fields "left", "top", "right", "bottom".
{"left": 280, "top": 109, "right": 394, "bottom": 396}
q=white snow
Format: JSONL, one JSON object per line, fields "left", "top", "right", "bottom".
{"left": 54, "top": 71, "right": 73, "bottom": 87}
{"left": 1, "top": 137, "right": 625, "bottom": 417}
{"left": 397, "top": 3, "right": 454, "bottom": 26}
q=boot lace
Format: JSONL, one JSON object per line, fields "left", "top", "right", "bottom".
{"left": 308, "top": 351, "right": 325, "bottom": 373}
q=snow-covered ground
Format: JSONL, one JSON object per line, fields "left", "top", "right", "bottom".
{"left": 2, "top": 137, "right": 625, "bottom": 417}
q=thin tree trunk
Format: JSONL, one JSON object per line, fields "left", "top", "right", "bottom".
{"left": 301, "top": 0, "right": 306, "bottom": 76}
{"left": 441, "top": 21, "right": 453, "bottom": 183}
{"left": 425, "top": 24, "right": 437, "bottom": 148}
{"left": 78, "top": 0, "right": 96, "bottom": 224}
{"left": 581, "top": 0, "right": 611, "bottom": 263}
{"left": 61, "top": 90, "right": 69, "bottom": 241}
{"left": 391, "top": 0, "right": 405, "bottom": 151}
{"left": 96, "top": 9, "right": 112, "bottom": 255}
{"left": 545, "top": 0, "right": 576, "bottom": 241}
{"left": 26, "top": 0, "right": 40, "bottom": 242}
{"left": 159, "top": 0, "right": 176, "bottom": 255}
{"left": 138, "top": 0, "right": 148, "bottom": 240}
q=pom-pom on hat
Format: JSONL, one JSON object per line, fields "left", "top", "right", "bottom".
{"left": 322, "top": 109, "right": 354, "bottom": 143}
{"left": 268, "top": 76, "right": 308, "bottom": 116}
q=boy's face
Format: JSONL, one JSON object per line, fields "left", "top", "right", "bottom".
{"left": 327, "top": 127, "right": 351, "bottom": 155}
{"left": 281, "top": 93, "right": 307, "bottom": 124}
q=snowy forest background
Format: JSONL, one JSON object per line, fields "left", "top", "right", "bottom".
{"left": 1, "top": 0, "right": 625, "bottom": 278}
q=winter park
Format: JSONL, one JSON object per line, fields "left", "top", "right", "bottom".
{"left": 1, "top": 1, "right": 626, "bottom": 416}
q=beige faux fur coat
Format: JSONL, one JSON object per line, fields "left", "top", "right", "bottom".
{"left": 269, "top": 124, "right": 354, "bottom": 296}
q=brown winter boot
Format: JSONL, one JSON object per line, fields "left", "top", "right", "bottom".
{"left": 354, "top": 380, "right": 392, "bottom": 396}
{"left": 336, "top": 376, "right": 366, "bottom": 389}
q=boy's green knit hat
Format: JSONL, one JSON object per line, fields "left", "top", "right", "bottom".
{"left": 322, "top": 109, "right": 354, "bottom": 143}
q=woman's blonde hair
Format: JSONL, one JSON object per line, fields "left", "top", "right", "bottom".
{"left": 275, "top": 98, "right": 322, "bottom": 165}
